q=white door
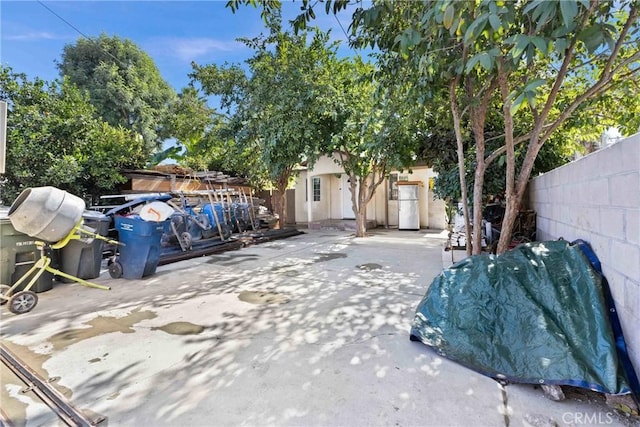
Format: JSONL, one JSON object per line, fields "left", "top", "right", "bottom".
{"left": 342, "top": 174, "right": 355, "bottom": 219}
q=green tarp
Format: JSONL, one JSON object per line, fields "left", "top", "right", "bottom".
{"left": 410, "top": 240, "right": 636, "bottom": 395}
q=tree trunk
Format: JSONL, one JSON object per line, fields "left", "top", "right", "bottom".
{"left": 355, "top": 202, "right": 367, "bottom": 237}
{"left": 353, "top": 173, "right": 367, "bottom": 237}
{"left": 497, "top": 140, "right": 545, "bottom": 253}
{"left": 471, "top": 159, "right": 485, "bottom": 255}
{"left": 272, "top": 172, "right": 289, "bottom": 230}
{"left": 497, "top": 198, "right": 518, "bottom": 252}
{"left": 450, "top": 80, "right": 473, "bottom": 255}
{"left": 272, "top": 188, "right": 286, "bottom": 229}
{"left": 350, "top": 168, "right": 386, "bottom": 238}
{"left": 468, "top": 84, "right": 491, "bottom": 255}
{"left": 496, "top": 60, "right": 517, "bottom": 254}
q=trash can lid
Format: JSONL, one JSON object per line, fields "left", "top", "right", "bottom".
{"left": 82, "top": 210, "right": 110, "bottom": 222}
{"left": 139, "top": 201, "right": 174, "bottom": 222}
{"left": 104, "top": 194, "right": 172, "bottom": 217}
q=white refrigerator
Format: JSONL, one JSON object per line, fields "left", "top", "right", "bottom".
{"left": 398, "top": 183, "right": 420, "bottom": 230}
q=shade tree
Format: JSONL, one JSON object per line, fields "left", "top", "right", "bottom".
{"left": 0, "top": 66, "right": 146, "bottom": 204}
{"left": 292, "top": 0, "right": 640, "bottom": 254}
{"left": 191, "top": 27, "right": 344, "bottom": 227}
{"left": 58, "top": 34, "right": 176, "bottom": 156}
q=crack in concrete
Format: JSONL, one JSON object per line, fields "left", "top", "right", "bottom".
{"left": 349, "top": 332, "right": 402, "bottom": 345}
{"left": 499, "top": 382, "right": 510, "bottom": 427}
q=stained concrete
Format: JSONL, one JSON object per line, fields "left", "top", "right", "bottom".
{"left": 1, "top": 229, "right": 635, "bottom": 426}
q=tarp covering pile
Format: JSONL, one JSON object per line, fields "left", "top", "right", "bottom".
{"left": 410, "top": 240, "right": 639, "bottom": 396}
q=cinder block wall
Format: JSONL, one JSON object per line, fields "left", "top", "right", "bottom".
{"left": 528, "top": 132, "right": 639, "bottom": 375}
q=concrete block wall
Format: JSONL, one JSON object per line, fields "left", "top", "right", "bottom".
{"left": 528, "top": 132, "right": 640, "bottom": 376}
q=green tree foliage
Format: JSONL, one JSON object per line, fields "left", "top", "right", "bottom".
{"left": 190, "top": 131, "right": 264, "bottom": 186}
{"left": 434, "top": 138, "right": 574, "bottom": 205}
{"left": 163, "top": 87, "right": 213, "bottom": 155}
{"left": 0, "top": 66, "right": 146, "bottom": 205}
{"left": 327, "top": 59, "right": 422, "bottom": 236}
{"left": 553, "top": 78, "right": 640, "bottom": 153}
{"left": 161, "top": 86, "right": 215, "bottom": 165}
{"left": 161, "top": 86, "right": 265, "bottom": 185}
{"left": 58, "top": 34, "right": 176, "bottom": 155}
{"left": 225, "top": 3, "right": 424, "bottom": 236}
{"left": 292, "top": 0, "right": 640, "bottom": 254}
{"left": 191, "top": 27, "right": 344, "bottom": 227}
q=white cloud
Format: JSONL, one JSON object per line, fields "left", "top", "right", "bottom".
{"left": 148, "top": 37, "right": 244, "bottom": 62}
{"left": 4, "top": 31, "right": 67, "bottom": 41}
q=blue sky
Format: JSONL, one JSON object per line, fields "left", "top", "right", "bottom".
{"left": 1, "top": 1, "right": 360, "bottom": 91}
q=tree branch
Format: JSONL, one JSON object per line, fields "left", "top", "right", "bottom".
{"left": 484, "top": 128, "right": 548, "bottom": 166}
{"left": 534, "top": 0, "right": 598, "bottom": 139}
{"left": 539, "top": 7, "right": 639, "bottom": 144}
{"left": 597, "top": 4, "right": 638, "bottom": 81}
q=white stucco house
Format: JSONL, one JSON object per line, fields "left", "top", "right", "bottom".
{"left": 289, "top": 155, "right": 447, "bottom": 230}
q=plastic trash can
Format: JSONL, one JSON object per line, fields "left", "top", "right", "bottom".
{"left": 58, "top": 211, "right": 111, "bottom": 282}
{"left": 112, "top": 215, "right": 169, "bottom": 280}
{"left": 203, "top": 203, "right": 226, "bottom": 227}
{"left": 0, "top": 214, "right": 53, "bottom": 293}
{"left": 202, "top": 203, "right": 232, "bottom": 239}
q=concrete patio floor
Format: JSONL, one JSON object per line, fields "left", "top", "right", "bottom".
{"left": 1, "top": 229, "right": 636, "bottom": 426}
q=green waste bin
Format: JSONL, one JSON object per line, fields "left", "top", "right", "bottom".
{"left": 0, "top": 213, "right": 53, "bottom": 293}
{"left": 57, "top": 211, "right": 110, "bottom": 282}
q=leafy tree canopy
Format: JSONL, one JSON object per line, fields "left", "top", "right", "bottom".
{"left": 293, "top": 0, "right": 640, "bottom": 253}
{"left": 0, "top": 66, "right": 146, "bottom": 205}
{"left": 191, "top": 26, "right": 346, "bottom": 225}
{"left": 324, "top": 57, "right": 428, "bottom": 235}
{"left": 58, "top": 33, "right": 176, "bottom": 155}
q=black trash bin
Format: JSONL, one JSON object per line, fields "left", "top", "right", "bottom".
{"left": 0, "top": 212, "right": 53, "bottom": 293}
{"left": 58, "top": 211, "right": 111, "bottom": 282}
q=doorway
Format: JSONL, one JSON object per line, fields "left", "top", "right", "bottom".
{"left": 341, "top": 174, "right": 355, "bottom": 219}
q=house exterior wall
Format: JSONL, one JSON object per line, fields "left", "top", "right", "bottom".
{"left": 418, "top": 180, "right": 429, "bottom": 228}
{"left": 367, "top": 186, "right": 377, "bottom": 221}
{"left": 307, "top": 156, "right": 343, "bottom": 175}
{"left": 294, "top": 156, "right": 447, "bottom": 229}
{"left": 528, "top": 132, "right": 640, "bottom": 373}
{"left": 373, "top": 186, "right": 388, "bottom": 225}
{"left": 294, "top": 176, "right": 306, "bottom": 222}
{"left": 387, "top": 199, "right": 399, "bottom": 226}
{"left": 293, "top": 173, "right": 333, "bottom": 222}
{"left": 381, "top": 167, "right": 446, "bottom": 229}
{"left": 428, "top": 188, "right": 447, "bottom": 229}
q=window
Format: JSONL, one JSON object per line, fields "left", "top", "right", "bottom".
{"left": 389, "top": 173, "right": 398, "bottom": 200}
{"left": 389, "top": 173, "right": 410, "bottom": 200}
{"left": 312, "top": 177, "right": 321, "bottom": 201}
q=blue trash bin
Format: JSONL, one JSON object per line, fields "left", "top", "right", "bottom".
{"left": 203, "top": 203, "right": 225, "bottom": 226}
{"left": 202, "top": 203, "right": 232, "bottom": 239}
{"left": 113, "top": 215, "right": 169, "bottom": 279}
